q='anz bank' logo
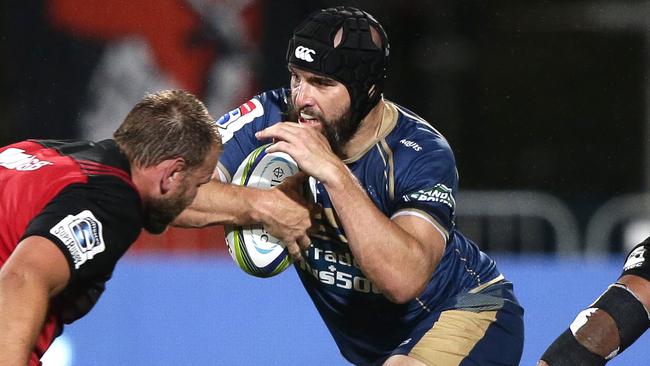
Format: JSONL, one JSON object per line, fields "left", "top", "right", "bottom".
{"left": 0, "top": 148, "right": 53, "bottom": 171}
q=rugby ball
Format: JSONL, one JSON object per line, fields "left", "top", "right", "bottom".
{"left": 225, "top": 144, "right": 298, "bottom": 277}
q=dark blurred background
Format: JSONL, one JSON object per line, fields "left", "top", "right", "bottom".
{"left": 5, "top": 1, "right": 650, "bottom": 365}
{"left": 4, "top": 0, "right": 649, "bottom": 255}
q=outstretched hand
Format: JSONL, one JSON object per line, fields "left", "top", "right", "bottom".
{"left": 255, "top": 171, "right": 320, "bottom": 261}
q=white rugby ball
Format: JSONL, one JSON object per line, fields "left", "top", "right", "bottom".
{"left": 225, "top": 144, "right": 298, "bottom": 277}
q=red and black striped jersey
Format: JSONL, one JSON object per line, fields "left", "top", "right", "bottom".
{"left": 0, "top": 139, "right": 143, "bottom": 363}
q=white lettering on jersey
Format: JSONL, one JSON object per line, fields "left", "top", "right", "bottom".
{"left": 403, "top": 183, "right": 456, "bottom": 210}
{"left": 0, "top": 148, "right": 53, "bottom": 171}
{"left": 215, "top": 98, "right": 264, "bottom": 143}
{"left": 624, "top": 245, "right": 646, "bottom": 271}
{"left": 399, "top": 139, "right": 422, "bottom": 151}
{"left": 294, "top": 46, "right": 316, "bottom": 62}
{"left": 50, "top": 210, "right": 106, "bottom": 269}
{"left": 299, "top": 247, "right": 382, "bottom": 294}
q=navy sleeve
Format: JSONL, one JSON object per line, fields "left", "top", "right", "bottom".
{"left": 391, "top": 136, "right": 458, "bottom": 240}
{"left": 215, "top": 89, "right": 288, "bottom": 180}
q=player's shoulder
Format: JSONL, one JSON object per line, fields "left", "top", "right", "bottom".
{"left": 56, "top": 139, "right": 140, "bottom": 215}
{"left": 39, "top": 139, "right": 132, "bottom": 173}
{"left": 251, "top": 88, "right": 290, "bottom": 112}
{"left": 386, "top": 101, "right": 454, "bottom": 162}
{"left": 56, "top": 177, "right": 144, "bottom": 251}
{"left": 258, "top": 88, "right": 290, "bottom": 106}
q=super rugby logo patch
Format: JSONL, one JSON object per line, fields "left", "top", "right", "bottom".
{"left": 50, "top": 210, "right": 106, "bottom": 269}
{"left": 403, "top": 184, "right": 456, "bottom": 209}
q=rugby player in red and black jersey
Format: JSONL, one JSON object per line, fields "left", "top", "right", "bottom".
{"left": 0, "top": 90, "right": 221, "bottom": 365}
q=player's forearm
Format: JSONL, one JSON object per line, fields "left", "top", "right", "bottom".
{"left": 0, "top": 269, "right": 51, "bottom": 365}
{"left": 174, "top": 180, "right": 251, "bottom": 227}
{"left": 174, "top": 180, "right": 267, "bottom": 228}
{"left": 324, "top": 168, "right": 438, "bottom": 303}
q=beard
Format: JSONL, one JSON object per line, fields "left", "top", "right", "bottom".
{"left": 287, "top": 99, "right": 358, "bottom": 157}
{"left": 142, "top": 183, "right": 193, "bottom": 234}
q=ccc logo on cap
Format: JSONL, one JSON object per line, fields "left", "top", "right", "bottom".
{"left": 294, "top": 46, "right": 316, "bottom": 62}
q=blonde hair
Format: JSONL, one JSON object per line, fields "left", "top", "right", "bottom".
{"left": 114, "top": 90, "right": 221, "bottom": 169}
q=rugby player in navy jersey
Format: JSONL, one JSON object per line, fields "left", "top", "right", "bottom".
{"left": 179, "top": 6, "right": 524, "bottom": 365}
{"left": 0, "top": 90, "right": 222, "bottom": 366}
{"left": 540, "top": 237, "right": 650, "bottom": 365}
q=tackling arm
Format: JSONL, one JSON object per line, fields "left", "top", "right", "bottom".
{"left": 175, "top": 178, "right": 270, "bottom": 227}
{"left": 0, "top": 236, "right": 70, "bottom": 365}
{"left": 174, "top": 173, "right": 315, "bottom": 257}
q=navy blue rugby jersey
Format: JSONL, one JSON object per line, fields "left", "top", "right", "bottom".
{"left": 217, "top": 88, "right": 502, "bottom": 363}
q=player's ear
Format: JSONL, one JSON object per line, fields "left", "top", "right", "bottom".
{"left": 159, "top": 157, "right": 186, "bottom": 194}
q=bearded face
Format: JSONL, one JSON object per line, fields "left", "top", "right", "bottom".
{"left": 287, "top": 98, "right": 357, "bottom": 157}
{"left": 142, "top": 181, "right": 193, "bottom": 234}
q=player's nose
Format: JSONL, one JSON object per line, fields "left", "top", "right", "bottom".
{"left": 293, "top": 82, "right": 316, "bottom": 109}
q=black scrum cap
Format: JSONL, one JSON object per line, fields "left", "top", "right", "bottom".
{"left": 287, "top": 6, "right": 390, "bottom": 125}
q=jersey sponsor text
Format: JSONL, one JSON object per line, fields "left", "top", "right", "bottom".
{"left": 299, "top": 247, "right": 381, "bottom": 294}
{"left": 399, "top": 139, "right": 422, "bottom": 151}
{"left": 403, "top": 183, "right": 455, "bottom": 209}
{"left": 0, "top": 148, "right": 53, "bottom": 171}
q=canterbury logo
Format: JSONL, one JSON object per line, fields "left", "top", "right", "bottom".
{"left": 294, "top": 46, "right": 315, "bottom": 62}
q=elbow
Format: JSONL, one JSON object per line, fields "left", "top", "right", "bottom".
{"left": 383, "top": 292, "right": 414, "bottom": 305}
{"left": 382, "top": 280, "right": 428, "bottom": 304}
{"left": 380, "top": 263, "right": 437, "bottom": 304}
{"left": 0, "top": 268, "right": 26, "bottom": 291}
{"left": 0, "top": 267, "right": 54, "bottom": 298}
